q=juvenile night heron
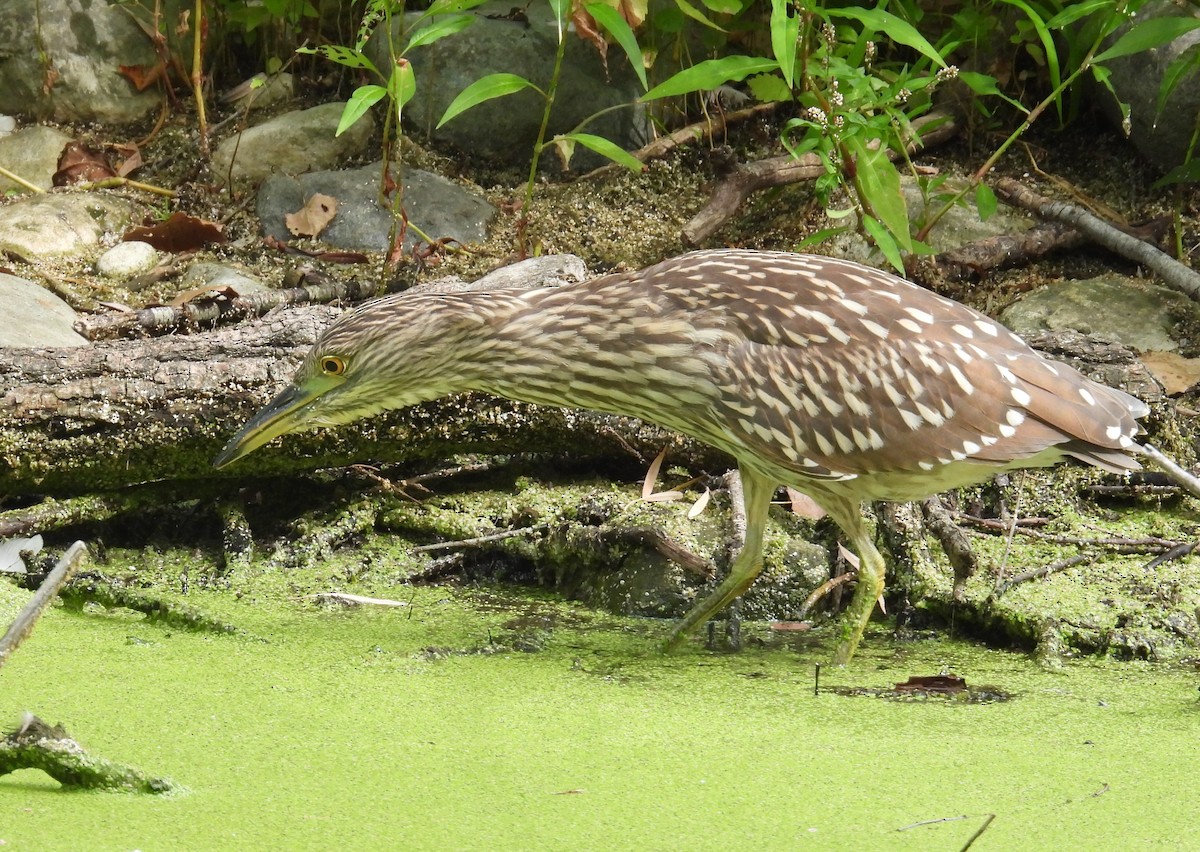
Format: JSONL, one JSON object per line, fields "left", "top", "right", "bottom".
{"left": 215, "top": 249, "right": 1149, "bottom": 662}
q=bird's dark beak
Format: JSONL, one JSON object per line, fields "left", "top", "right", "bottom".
{"left": 213, "top": 382, "right": 323, "bottom": 468}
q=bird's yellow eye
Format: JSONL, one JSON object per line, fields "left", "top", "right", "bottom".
{"left": 320, "top": 355, "right": 346, "bottom": 376}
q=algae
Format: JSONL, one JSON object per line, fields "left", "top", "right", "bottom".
{"left": 1, "top": 580, "right": 1198, "bottom": 850}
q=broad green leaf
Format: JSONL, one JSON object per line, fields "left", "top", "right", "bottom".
{"left": 387, "top": 62, "right": 417, "bottom": 111}
{"left": 425, "top": 0, "right": 489, "bottom": 13}
{"left": 404, "top": 14, "right": 474, "bottom": 52}
{"left": 975, "top": 182, "right": 997, "bottom": 221}
{"left": 337, "top": 85, "right": 387, "bottom": 136}
{"left": 437, "top": 73, "right": 539, "bottom": 128}
{"left": 560, "top": 133, "right": 645, "bottom": 171}
{"left": 1045, "top": 0, "right": 1112, "bottom": 30}
{"left": 862, "top": 215, "right": 906, "bottom": 274}
{"left": 1095, "top": 16, "right": 1200, "bottom": 65}
{"left": 793, "top": 226, "right": 849, "bottom": 251}
{"left": 297, "top": 44, "right": 380, "bottom": 75}
{"left": 585, "top": 3, "right": 648, "bottom": 90}
{"left": 770, "top": 0, "right": 800, "bottom": 89}
{"left": 747, "top": 72, "right": 792, "bottom": 103}
{"left": 958, "top": 70, "right": 1028, "bottom": 113}
{"left": 642, "top": 56, "right": 778, "bottom": 100}
{"left": 1156, "top": 43, "right": 1200, "bottom": 119}
{"left": 826, "top": 8, "right": 946, "bottom": 68}
{"left": 1152, "top": 159, "right": 1200, "bottom": 188}
{"left": 851, "top": 139, "right": 911, "bottom": 258}
{"left": 699, "top": 0, "right": 742, "bottom": 12}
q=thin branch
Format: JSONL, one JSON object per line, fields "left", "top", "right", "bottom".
{"left": 0, "top": 542, "right": 87, "bottom": 670}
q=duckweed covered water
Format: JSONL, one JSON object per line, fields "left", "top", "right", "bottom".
{"left": 2, "top": 586, "right": 1198, "bottom": 850}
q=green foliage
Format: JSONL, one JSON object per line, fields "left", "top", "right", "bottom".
{"left": 222, "top": 0, "right": 1200, "bottom": 260}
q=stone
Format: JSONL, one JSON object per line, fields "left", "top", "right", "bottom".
{"left": 0, "top": 273, "right": 87, "bottom": 346}
{"left": 0, "top": 125, "right": 73, "bottom": 193}
{"left": 257, "top": 164, "right": 494, "bottom": 251}
{"left": 96, "top": 241, "right": 159, "bottom": 278}
{"left": 211, "top": 102, "right": 376, "bottom": 185}
{"left": 0, "top": 193, "right": 134, "bottom": 259}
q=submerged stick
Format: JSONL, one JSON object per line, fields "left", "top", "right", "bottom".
{"left": 0, "top": 541, "right": 87, "bottom": 671}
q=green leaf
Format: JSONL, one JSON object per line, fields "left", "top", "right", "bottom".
{"left": 852, "top": 140, "right": 911, "bottom": 256}
{"left": 337, "top": 85, "right": 387, "bottom": 136}
{"left": 825, "top": 8, "right": 946, "bottom": 68}
{"left": 437, "top": 73, "right": 539, "bottom": 128}
{"left": 548, "top": 0, "right": 571, "bottom": 29}
{"left": 793, "top": 226, "right": 848, "bottom": 251}
{"left": 585, "top": 3, "right": 648, "bottom": 91}
{"left": 975, "top": 182, "right": 997, "bottom": 221}
{"left": 559, "top": 133, "right": 645, "bottom": 171}
{"left": 862, "top": 215, "right": 906, "bottom": 274}
{"left": 747, "top": 73, "right": 792, "bottom": 103}
{"left": 770, "top": 0, "right": 800, "bottom": 89}
{"left": 1002, "top": 0, "right": 1061, "bottom": 97}
{"left": 642, "top": 56, "right": 778, "bottom": 100}
{"left": 1156, "top": 43, "right": 1200, "bottom": 119}
{"left": 387, "top": 62, "right": 417, "bottom": 111}
{"left": 1045, "top": 0, "right": 1112, "bottom": 30}
{"left": 958, "top": 70, "right": 1028, "bottom": 113}
{"left": 1095, "top": 16, "right": 1200, "bottom": 65}
{"left": 1152, "top": 158, "right": 1200, "bottom": 189}
{"left": 672, "top": 0, "right": 725, "bottom": 32}
{"left": 297, "top": 44, "right": 380, "bottom": 75}
{"left": 404, "top": 14, "right": 474, "bottom": 52}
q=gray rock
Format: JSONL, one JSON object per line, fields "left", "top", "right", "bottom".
{"left": 179, "top": 263, "right": 272, "bottom": 295}
{"left": 383, "top": 1, "right": 650, "bottom": 169}
{"left": 0, "top": 125, "right": 73, "bottom": 193}
{"left": 0, "top": 193, "right": 134, "bottom": 259}
{"left": 96, "top": 241, "right": 159, "bottom": 278}
{"left": 1000, "top": 274, "right": 1200, "bottom": 353}
{"left": 257, "top": 163, "right": 494, "bottom": 251}
{"left": 220, "top": 72, "right": 296, "bottom": 112}
{"left": 211, "top": 102, "right": 376, "bottom": 185}
{"left": 1095, "top": 1, "right": 1200, "bottom": 171}
{"left": 0, "top": 0, "right": 178, "bottom": 123}
{"left": 0, "top": 273, "right": 87, "bottom": 346}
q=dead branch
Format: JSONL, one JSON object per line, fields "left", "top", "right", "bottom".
{"left": 994, "top": 177, "right": 1200, "bottom": 299}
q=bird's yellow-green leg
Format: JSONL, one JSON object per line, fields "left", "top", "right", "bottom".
{"left": 832, "top": 508, "right": 887, "bottom": 665}
{"left": 662, "top": 468, "right": 775, "bottom": 651}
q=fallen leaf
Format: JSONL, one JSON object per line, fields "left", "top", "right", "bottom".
{"left": 125, "top": 212, "right": 226, "bottom": 252}
{"left": 285, "top": 193, "right": 338, "bottom": 237}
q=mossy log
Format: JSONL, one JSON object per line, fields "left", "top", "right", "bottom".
{"left": 0, "top": 304, "right": 728, "bottom": 499}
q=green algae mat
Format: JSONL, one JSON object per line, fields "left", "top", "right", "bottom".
{"left": 1, "top": 587, "right": 1197, "bottom": 850}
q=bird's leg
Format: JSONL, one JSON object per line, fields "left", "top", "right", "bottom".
{"left": 663, "top": 468, "right": 775, "bottom": 652}
{"left": 831, "top": 508, "right": 886, "bottom": 665}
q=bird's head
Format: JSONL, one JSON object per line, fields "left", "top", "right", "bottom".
{"left": 213, "top": 292, "right": 508, "bottom": 468}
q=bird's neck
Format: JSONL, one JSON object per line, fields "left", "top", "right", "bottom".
{"left": 467, "top": 285, "right": 720, "bottom": 429}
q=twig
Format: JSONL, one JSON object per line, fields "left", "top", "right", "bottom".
{"left": 0, "top": 542, "right": 88, "bottom": 670}
{"left": 1138, "top": 443, "right": 1200, "bottom": 500}
{"left": 959, "top": 814, "right": 996, "bottom": 852}
{"left": 993, "top": 553, "right": 1092, "bottom": 597}
{"left": 0, "top": 163, "right": 45, "bottom": 194}
{"left": 75, "top": 273, "right": 388, "bottom": 340}
{"left": 797, "top": 571, "right": 856, "bottom": 619}
{"left": 682, "top": 110, "right": 959, "bottom": 246}
{"left": 580, "top": 102, "right": 778, "bottom": 181}
{"left": 311, "top": 592, "right": 408, "bottom": 607}
{"left": 413, "top": 525, "right": 547, "bottom": 553}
